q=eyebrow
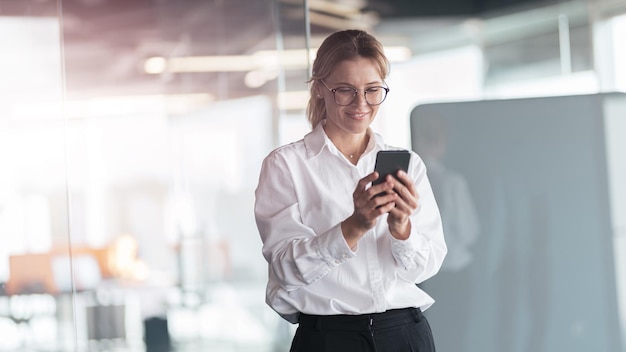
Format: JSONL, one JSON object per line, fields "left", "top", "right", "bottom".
{"left": 330, "top": 80, "right": 384, "bottom": 87}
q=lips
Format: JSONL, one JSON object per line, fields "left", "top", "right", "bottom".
{"left": 346, "top": 111, "right": 370, "bottom": 120}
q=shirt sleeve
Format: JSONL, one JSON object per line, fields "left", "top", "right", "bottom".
{"left": 254, "top": 151, "right": 356, "bottom": 292}
{"left": 390, "top": 153, "right": 447, "bottom": 284}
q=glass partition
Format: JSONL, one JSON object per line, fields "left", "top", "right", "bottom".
{"left": 0, "top": 3, "right": 74, "bottom": 351}
{"left": 59, "top": 1, "right": 314, "bottom": 351}
{"left": 1, "top": 0, "right": 314, "bottom": 351}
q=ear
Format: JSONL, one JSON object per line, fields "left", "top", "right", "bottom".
{"left": 312, "top": 81, "right": 324, "bottom": 99}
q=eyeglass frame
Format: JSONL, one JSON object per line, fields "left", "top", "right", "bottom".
{"left": 318, "top": 79, "right": 390, "bottom": 106}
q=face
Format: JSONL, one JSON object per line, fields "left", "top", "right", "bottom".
{"left": 316, "top": 57, "right": 385, "bottom": 138}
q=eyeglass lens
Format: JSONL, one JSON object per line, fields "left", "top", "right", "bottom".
{"left": 333, "top": 87, "right": 387, "bottom": 106}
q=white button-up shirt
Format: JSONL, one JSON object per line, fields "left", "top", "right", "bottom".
{"left": 254, "top": 121, "right": 447, "bottom": 323}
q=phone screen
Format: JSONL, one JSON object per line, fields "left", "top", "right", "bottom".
{"left": 372, "top": 150, "right": 411, "bottom": 185}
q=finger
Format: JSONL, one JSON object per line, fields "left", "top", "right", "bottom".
{"left": 387, "top": 199, "right": 413, "bottom": 221}
{"left": 387, "top": 206, "right": 405, "bottom": 220}
{"left": 355, "top": 182, "right": 392, "bottom": 211}
{"left": 373, "top": 191, "right": 398, "bottom": 208}
{"left": 388, "top": 173, "right": 418, "bottom": 207}
{"left": 396, "top": 186, "right": 418, "bottom": 210}
{"left": 354, "top": 172, "right": 381, "bottom": 202}
{"left": 394, "top": 171, "right": 417, "bottom": 196}
{"left": 354, "top": 198, "right": 393, "bottom": 229}
{"left": 359, "top": 171, "right": 379, "bottom": 188}
{"left": 390, "top": 198, "right": 414, "bottom": 216}
{"left": 386, "top": 187, "right": 417, "bottom": 216}
{"left": 374, "top": 200, "right": 396, "bottom": 215}
{"left": 368, "top": 181, "right": 394, "bottom": 201}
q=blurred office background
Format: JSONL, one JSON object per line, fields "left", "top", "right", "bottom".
{"left": 0, "top": 0, "right": 624, "bottom": 351}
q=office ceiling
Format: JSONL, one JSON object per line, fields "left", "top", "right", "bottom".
{"left": 0, "top": 0, "right": 559, "bottom": 100}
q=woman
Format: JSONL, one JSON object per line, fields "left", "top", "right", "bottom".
{"left": 254, "top": 29, "right": 447, "bottom": 352}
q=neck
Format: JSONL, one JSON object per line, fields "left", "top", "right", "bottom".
{"left": 336, "top": 133, "right": 369, "bottom": 161}
{"left": 321, "top": 123, "right": 371, "bottom": 161}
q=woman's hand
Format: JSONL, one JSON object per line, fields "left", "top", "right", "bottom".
{"left": 386, "top": 170, "right": 419, "bottom": 240}
{"left": 341, "top": 171, "right": 398, "bottom": 249}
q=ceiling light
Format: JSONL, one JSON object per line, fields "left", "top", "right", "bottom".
{"left": 144, "top": 46, "right": 411, "bottom": 75}
{"left": 144, "top": 56, "right": 167, "bottom": 74}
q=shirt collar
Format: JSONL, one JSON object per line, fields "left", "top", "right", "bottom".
{"left": 303, "top": 121, "right": 327, "bottom": 159}
{"left": 303, "top": 120, "right": 386, "bottom": 159}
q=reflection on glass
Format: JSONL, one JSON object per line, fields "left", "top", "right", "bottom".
{"left": 415, "top": 114, "right": 480, "bottom": 352}
{"left": 412, "top": 94, "right": 625, "bottom": 352}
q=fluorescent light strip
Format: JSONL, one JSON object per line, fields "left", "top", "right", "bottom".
{"left": 145, "top": 46, "right": 411, "bottom": 74}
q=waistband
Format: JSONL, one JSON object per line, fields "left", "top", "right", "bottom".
{"left": 298, "top": 307, "right": 424, "bottom": 332}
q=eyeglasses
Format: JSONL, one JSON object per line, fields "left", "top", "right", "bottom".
{"left": 320, "top": 80, "right": 389, "bottom": 106}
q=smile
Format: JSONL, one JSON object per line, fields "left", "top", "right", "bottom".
{"left": 347, "top": 111, "right": 370, "bottom": 119}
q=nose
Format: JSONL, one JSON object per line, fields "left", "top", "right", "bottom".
{"left": 353, "top": 91, "right": 368, "bottom": 106}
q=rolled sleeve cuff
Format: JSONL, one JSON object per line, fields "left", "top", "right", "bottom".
{"left": 315, "top": 224, "right": 357, "bottom": 267}
{"left": 391, "top": 233, "right": 424, "bottom": 270}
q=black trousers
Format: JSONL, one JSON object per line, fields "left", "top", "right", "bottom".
{"left": 290, "top": 308, "right": 436, "bottom": 352}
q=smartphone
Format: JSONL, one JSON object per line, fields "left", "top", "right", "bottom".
{"left": 372, "top": 150, "right": 411, "bottom": 186}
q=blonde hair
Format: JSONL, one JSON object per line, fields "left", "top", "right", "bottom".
{"left": 306, "top": 30, "right": 390, "bottom": 129}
